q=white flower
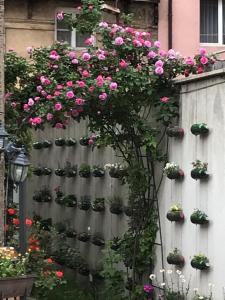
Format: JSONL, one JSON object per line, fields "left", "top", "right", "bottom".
{"left": 167, "top": 270, "right": 173, "bottom": 274}
{"left": 149, "top": 274, "right": 156, "bottom": 280}
{"left": 179, "top": 275, "right": 185, "bottom": 279}
{"left": 161, "top": 283, "right": 166, "bottom": 287}
{"left": 199, "top": 297, "right": 204, "bottom": 300}
{"left": 160, "top": 269, "right": 165, "bottom": 273}
{"left": 176, "top": 270, "right": 182, "bottom": 275}
{"left": 181, "top": 279, "right": 186, "bottom": 283}
{"left": 87, "top": 226, "right": 91, "bottom": 231}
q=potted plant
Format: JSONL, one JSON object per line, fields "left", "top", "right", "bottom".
{"left": 79, "top": 136, "right": 90, "bottom": 146}
{"left": 55, "top": 188, "right": 64, "bottom": 205}
{"left": 62, "top": 195, "right": 77, "bottom": 207}
{"left": 55, "top": 168, "right": 66, "bottom": 177}
{"left": 163, "top": 162, "right": 184, "bottom": 180}
{"left": 79, "top": 164, "right": 91, "bottom": 178}
{"left": 55, "top": 138, "right": 66, "bottom": 147}
{"left": 105, "top": 163, "right": 127, "bottom": 179}
{"left": 191, "top": 123, "right": 209, "bottom": 136}
{"left": 166, "top": 204, "right": 184, "bottom": 222}
{"left": 167, "top": 248, "right": 185, "bottom": 267}
{"left": 0, "top": 247, "right": 35, "bottom": 299}
{"left": 65, "top": 138, "right": 76, "bottom": 147}
{"left": 66, "top": 228, "right": 77, "bottom": 238}
{"left": 166, "top": 126, "right": 184, "bottom": 138}
{"left": 92, "top": 198, "right": 105, "bottom": 212}
{"left": 109, "top": 197, "right": 123, "bottom": 215}
{"left": 191, "top": 254, "right": 210, "bottom": 270}
{"left": 191, "top": 160, "right": 209, "bottom": 180}
{"left": 92, "top": 165, "right": 105, "bottom": 177}
{"left": 78, "top": 262, "right": 90, "bottom": 276}
{"left": 77, "top": 232, "right": 90, "bottom": 242}
{"left": 42, "top": 167, "right": 52, "bottom": 176}
{"left": 64, "top": 162, "right": 77, "bottom": 178}
{"left": 78, "top": 196, "right": 91, "bottom": 210}
{"left": 33, "top": 188, "right": 52, "bottom": 203}
{"left": 91, "top": 234, "right": 105, "bottom": 247}
{"left": 32, "top": 167, "right": 44, "bottom": 176}
{"left": 42, "top": 140, "right": 52, "bottom": 148}
{"left": 190, "top": 209, "right": 209, "bottom": 225}
{"left": 33, "top": 141, "right": 43, "bottom": 150}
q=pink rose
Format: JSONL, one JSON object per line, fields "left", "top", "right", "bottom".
{"left": 132, "top": 39, "right": 142, "bottom": 47}
{"left": 26, "top": 46, "right": 33, "bottom": 54}
{"left": 99, "top": 22, "right": 108, "bottom": 28}
{"left": 167, "top": 49, "right": 176, "bottom": 59}
{"left": 72, "top": 58, "right": 79, "bottom": 64}
{"left": 76, "top": 81, "right": 86, "bottom": 88}
{"left": 110, "top": 82, "right": 118, "bottom": 90}
{"left": 160, "top": 50, "right": 167, "bottom": 58}
{"left": 55, "top": 123, "right": 64, "bottom": 129}
{"left": 185, "top": 57, "right": 194, "bottom": 66}
{"left": 66, "top": 91, "right": 75, "bottom": 99}
{"left": 11, "top": 102, "right": 17, "bottom": 108}
{"left": 34, "top": 97, "right": 40, "bottom": 101}
{"left": 82, "top": 52, "right": 91, "bottom": 61}
{"left": 46, "top": 95, "right": 52, "bottom": 100}
{"left": 55, "top": 102, "right": 62, "bottom": 111}
{"left": 66, "top": 81, "right": 73, "bottom": 87}
{"left": 160, "top": 96, "right": 169, "bottom": 103}
{"left": 82, "top": 70, "right": 89, "bottom": 77}
{"left": 28, "top": 98, "right": 34, "bottom": 106}
{"left": 85, "top": 36, "right": 95, "bottom": 46}
{"left": 68, "top": 51, "right": 76, "bottom": 60}
{"left": 106, "top": 76, "right": 112, "bottom": 81}
{"left": 57, "top": 84, "right": 63, "bottom": 90}
{"left": 47, "top": 113, "right": 53, "bottom": 121}
{"left": 200, "top": 56, "right": 208, "bottom": 65}
{"left": 115, "top": 37, "right": 124, "bottom": 46}
{"left": 54, "top": 91, "right": 60, "bottom": 96}
{"left": 199, "top": 48, "right": 206, "bottom": 56}
{"left": 36, "top": 85, "right": 43, "bottom": 92}
{"left": 98, "top": 54, "right": 106, "bottom": 60}
{"left": 144, "top": 40, "right": 151, "bottom": 48}
{"left": 89, "top": 86, "right": 95, "bottom": 93}
{"left": 99, "top": 93, "right": 108, "bottom": 101}
{"left": 71, "top": 109, "right": 79, "bottom": 117}
{"left": 56, "top": 11, "right": 64, "bottom": 21}
{"left": 154, "top": 41, "right": 161, "bottom": 48}
{"left": 155, "top": 66, "right": 164, "bottom": 75}
{"left": 119, "top": 59, "right": 128, "bottom": 68}
{"left": 23, "top": 104, "right": 30, "bottom": 111}
{"left": 75, "top": 98, "right": 85, "bottom": 105}
{"left": 147, "top": 51, "right": 157, "bottom": 59}
{"left": 155, "top": 60, "right": 164, "bottom": 68}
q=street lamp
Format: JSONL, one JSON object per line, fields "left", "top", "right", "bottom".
{"left": 0, "top": 122, "right": 9, "bottom": 151}
{"left": 9, "top": 149, "right": 30, "bottom": 185}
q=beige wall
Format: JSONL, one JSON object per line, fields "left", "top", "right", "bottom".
{"left": 5, "top": 0, "right": 158, "bottom": 57}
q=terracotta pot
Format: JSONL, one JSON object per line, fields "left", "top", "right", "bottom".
{"left": 0, "top": 275, "right": 35, "bottom": 298}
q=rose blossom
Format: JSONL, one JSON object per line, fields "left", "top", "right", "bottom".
{"left": 57, "top": 84, "right": 63, "bottom": 90}
{"left": 119, "top": 59, "right": 128, "bottom": 68}
{"left": 144, "top": 40, "right": 151, "bottom": 48}
{"left": 109, "top": 82, "right": 118, "bottom": 90}
{"left": 185, "top": 57, "right": 194, "bottom": 66}
{"left": 99, "top": 22, "right": 108, "bottom": 28}
{"left": 66, "top": 81, "right": 73, "bottom": 87}
{"left": 99, "top": 93, "right": 108, "bottom": 101}
{"left": 82, "top": 70, "right": 89, "bottom": 77}
{"left": 8, "top": 208, "right": 15, "bottom": 215}
{"left": 82, "top": 52, "right": 91, "bottom": 61}
{"left": 54, "top": 91, "right": 60, "bottom": 96}
{"left": 56, "top": 271, "right": 64, "bottom": 278}
{"left": 98, "top": 54, "right": 106, "bottom": 60}
{"left": 160, "top": 96, "right": 169, "bottom": 103}
{"left": 55, "top": 102, "right": 62, "bottom": 111}
{"left": 160, "top": 50, "right": 167, "bottom": 58}
{"left": 76, "top": 81, "right": 86, "bottom": 88}
{"left": 28, "top": 98, "right": 34, "bottom": 106}
{"left": 115, "top": 36, "right": 124, "bottom": 46}
{"left": 13, "top": 218, "right": 19, "bottom": 226}
{"left": 72, "top": 58, "right": 79, "bottom": 64}
{"left": 11, "top": 102, "right": 17, "bottom": 108}
{"left": 26, "top": 46, "right": 33, "bottom": 54}
{"left": 155, "top": 66, "right": 164, "bottom": 75}
{"left": 68, "top": 51, "right": 76, "bottom": 60}
{"left": 154, "top": 40, "right": 161, "bottom": 48}
{"left": 199, "top": 48, "right": 207, "bottom": 56}
{"left": 147, "top": 51, "right": 157, "bottom": 59}
{"left": 167, "top": 49, "right": 176, "bottom": 59}
{"left": 200, "top": 56, "right": 209, "bottom": 65}
{"left": 25, "top": 218, "right": 32, "bottom": 226}
{"left": 36, "top": 85, "right": 43, "bottom": 92}
{"left": 155, "top": 60, "right": 164, "bottom": 68}
{"left": 23, "top": 104, "right": 30, "bottom": 111}
{"left": 66, "top": 91, "right": 75, "bottom": 99}
{"left": 85, "top": 36, "right": 95, "bottom": 46}
{"left": 89, "top": 86, "right": 95, "bottom": 93}
{"left": 34, "top": 97, "right": 40, "bottom": 101}
{"left": 75, "top": 98, "right": 85, "bottom": 105}
{"left": 55, "top": 123, "right": 64, "bottom": 129}
{"left": 47, "top": 113, "right": 53, "bottom": 121}
{"left": 56, "top": 11, "right": 64, "bottom": 21}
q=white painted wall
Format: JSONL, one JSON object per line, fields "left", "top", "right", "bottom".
{"left": 158, "top": 70, "right": 225, "bottom": 299}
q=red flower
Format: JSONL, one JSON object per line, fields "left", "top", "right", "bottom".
{"left": 25, "top": 218, "right": 32, "bottom": 226}
{"left": 47, "top": 258, "right": 53, "bottom": 264}
{"left": 13, "top": 218, "right": 19, "bottom": 226}
{"left": 7, "top": 208, "right": 15, "bottom": 215}
{"left": 56, "top": 271, "right": 63, "bottom": 278}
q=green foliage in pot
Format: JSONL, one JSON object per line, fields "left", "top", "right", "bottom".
{"left": 65, "top": 138, "right": 76, "bottom": 147}
{"left": 33, "top": 141, "right": 43, "bottom": 150}
{"left": 55, "top": 168, "right": 66, "bottom": 177}
{"left": 64, "top": 162, "right": 77, "bottom": 178}
{"left": 42, "top": 167, "right": 52, "bottom": 175}
{"left": 191, "top": 160, "right": 209, "bottom": 180}
{"left": 42, "top": 140, "right": 52, "bottom": 148}
{"left": 79, "top": 164, "right": 91, "bottom": 178}
{"left": 166, "top": 126, "right": 184, "bottom": 138}
{"left": 164, "top": 162, "right": 184, "bottom": 180}
{"left": 92, "top": 165, "right": 105, "bottom": 177}
{"left": 109, "top": 197, "right": 123, "bottom": 215}
{"left": 77, "top": 232, "right": 90, "bottom": 242}
{"left": 33, "top": 188, "right": 52, "bottom": 203}
{"left": 191, "top": 254, "right": 210, "bottom": 270}
{"left": 92, "top": 198, "right": 105, "bottom": 212}
{"left": 79, "top": 136, "right": 90, "bottom": 146}
{"left": 191, "top": 123, "right": 209, "bottom": 136}
{"left": 66, "top": 228, "right": 77, "bottom": 238}
{"left": 190, "top": 209, "right": 209, "bottom": 225}
{"left": 32, "top": 167, "right": 45, "bottom": 176}
{"left": 55, "top": 188, "right": 64, "bottom": 205}
{"left": 62, "top": 195, "right": 77, "bottom": 207}
{"left": 78, "top": 196, "right": 91, "bottom": 210}
{"left": 105, "top": 163, "right": 127, "bottom": 179}
{"left": 91, "top": 234, "right": 105, "bottom": 247}
{"left": 55, "top": 138, "right": 66, "bottom": 147}
{"left": 166, "top": 204, "right": 184, "bottom": 222}
{"left": 167, "top": 248, "right": 185, "bottom": 267}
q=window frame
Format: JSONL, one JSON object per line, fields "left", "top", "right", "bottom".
{"left": 200, "top": 0, "right": 224, "bottom": 46}
{"left": 55, "top": 8, "right": 88, "bottom": 50}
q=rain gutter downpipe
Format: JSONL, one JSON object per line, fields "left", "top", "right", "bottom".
{"left": 168, "top": 0, "right": 173, "bottom": 49}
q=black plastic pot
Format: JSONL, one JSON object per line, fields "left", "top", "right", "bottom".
{"left": 166, "top": 211, "right": 184, "bottom": 222}
{"left": 79, "top": 137, "right": 90, "bottom": 146}
{"left": 66, "top": 229, "right": 77, "bottom": 238}
{"left": 66, "top": 138, "right": 76, "bottom": 146}
{"left": 191, "top": 169, "right": 209, "bottom": 180}
{"left": 42, "top": 140, "right": 52, "bottom": 148}
{"left": 77, "top": 233, "right": 90, "bottom": 242}
{"left": 190, "top": 214, "right": 209, "bottom": 225}
{"left": 55, "top": 138, "right": 66, "bottom": 146}
{"left": 33, "top": 167, "right": 44, "bottom": 176}
{"left": 42, "top": 167, "right": 52, "bottom": 175}
{"left": 167, "top": 254, "right": 185, "bottom": 266}
{"left": 166, "top": 126, "right": 184, "bottom": 138}
{"left": 79, "top": 170, "right": 91, "bottom": 178}
{"left": 63, "top": 195, "right": 77, "bottom": 207}
{"left": 78, "top": 265, "right": 90, "bottom": 276}
{"left": 167, "top": 170, "right": 184, "bottom": 180}
{"left": 66, "top": 169, "right": 77, "bottom": 177}
{"left": 55, "top": 169, "right": 66, "bottom": 177}
{"left": 92, "top": 169, "right": 105, "bottom": 177}
{"left": 110, "top": 204, "right": 123, "bottom": 215}
{"left": 92, "top": 199, "right": 105, "bottom": 212}
{"left": 91, "top": 236, "right": 105, "bottom": 247}
{"left": 191, "top": 258, "right": 209, "bottom": 270}
{"left": 33, "top": 142, "right": 43, "bottom": 150}
{"left": 191, "top": 124, "right": 209, "bottom": 136}
{"left": 109, "top": 168, "right": 127, "bottom": 178}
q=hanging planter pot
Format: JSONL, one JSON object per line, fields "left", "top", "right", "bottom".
{"left": 167, "top": 249, "right": 185, "bottom": 267}
{"left": 77, "top": 232, "right": 90, "bottom": 242}
{"left": 63, "top": 195, "right": 77, "bottom": 207}
{"left": 42, "top": 167, "right": 52, "bottom": 176}
{"left": 78, "top": 196, "right": 91, "bottom": 211}
{"left": 191, "top": 254, "right": 210, "bottom": 270}
{"left": 32, "top": 167, "right": 44, "bottom": 176}
{"left": 66, "top": 138, "right": 77, "bottom": 147}
{"left": 55, "top": 168, "right": 66, "bottom": 177}
{"left": 110, "top": 198, "right": 123, "bottom": 215}
{"left": 42, "top": 140, "right": 52, "bottom": 148}
{"left": 191, "top": 160, "right": 209, "bottom": 180}
{"left": 33, "top": 142, "right": 43, "bottom": 150}
{"left": 163, "top": 163, "right": 184, "bottom": 180}
{"left": 166, "top": 126, "right": 184, "bottom": 138}
{"left": 123, "top": 206, "right": 133, "bottom": 217}
{"left": 92, "top": 166, "right": 105, "bottom": 178}
{"left": 79, "top": 136, "right": 90, "bottom": 146}
{"left": 0, "top": 275, "right": 35, "bottom": 299}
{"left": 91, "top": 235, "right": 105, "bottom": 247}
{"left": 79, "top": 164, "right": 91, "bottom": 178}
{"left": 66, "top": 228, "right": 77, "bottom": 238}
{"left": 191, "top": 123, "right": 209, "bottom": 136}
{"left": 190, "top": 210, "right": 209, "bottom": 225}
{"left": 33, "top": 189, "right": 52, "bottom": 203}
{"left": 55, "top": 138, "right": 66, "bottom": 146}
{"left": 92, "top": 198, "right": 105, "bottom": 212}
{"left": 55, "top": 189, "right": 64, "bottom": 205}
{"left": 78, "top": 264, "right": 90, "bottom": 276}
{"left": 166, "top": 205, "right": 184, "bottom": 222}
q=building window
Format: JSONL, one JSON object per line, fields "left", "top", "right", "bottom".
{"left": 55, "top": 10, "right": 89, "bottom": 49}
